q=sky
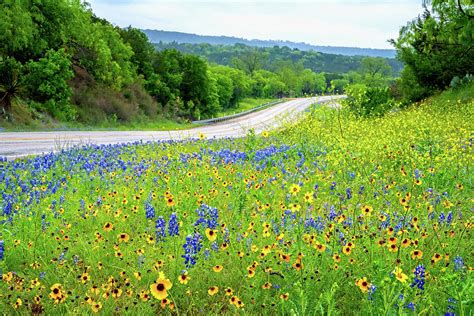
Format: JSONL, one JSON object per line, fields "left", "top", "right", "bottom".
{"left": 87, "top": 0, "right": 424, "bottom": 49}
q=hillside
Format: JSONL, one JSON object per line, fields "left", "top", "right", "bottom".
{"left": 154, "top": 41, "right": 403, "bottom": 76}
{"left": 143, "top": 29, "right": 397, "bottom": 58}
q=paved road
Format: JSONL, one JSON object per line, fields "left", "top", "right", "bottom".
{"left": 0, "top": 96, "right": 343, "bottom": 160}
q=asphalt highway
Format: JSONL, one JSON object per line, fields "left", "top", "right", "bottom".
{"left": 0, "top": 96, "right": 343, "bottom": 160}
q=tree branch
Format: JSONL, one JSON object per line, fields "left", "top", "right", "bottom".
{"left": 457, "top": 0, "right": 474, "bottom": 19}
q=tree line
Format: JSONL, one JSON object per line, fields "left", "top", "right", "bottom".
{"left": 0, "top": 1, "right": 355, "bottom": 123}
{"left": 344, "top": 0, "right": 473, "bottom": 117}
{"left": 154, "top": 42, "right": 403, "bottom": 77}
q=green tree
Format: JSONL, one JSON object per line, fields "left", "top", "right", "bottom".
{"left": 391, "top": 1, "right": 474, "bottom": 101}
{"left": 232, "top": 49, "right": 266, "bottom": 75}
{"left": 212, "top": 71, "right": 234, "bottom": 108}
{"left": 359, "top": 57, "right": 392, "bottom": 87}
{"left": 119, "top": 26, "right": 155, "bottom": 79}
{"left": 25, "top": 49, "right": 75, "bottom": 120}
{"left": 180, "top": 55, "right": 211, "bottom": 118}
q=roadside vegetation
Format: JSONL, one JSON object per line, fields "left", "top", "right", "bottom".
{"left": 2, "top": 1, "right": 341, "bottom": 129}
{"left": 0, "top": 79, "right": 472, "bottom": 315}
{"left": 0, "top": 1, "right": 473, "bottom": 314}
{"left": 216, "top": 98, "right": 278, "bottom": 118}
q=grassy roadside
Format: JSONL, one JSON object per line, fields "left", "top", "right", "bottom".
{"left": 0, "top": 98, "right": 282, "bottom": 131}
{"left": 0, "top": 118, "right": 195, "bottom": 132}
{"left": 215, "top": 98, "right": 279, "bottom": 118}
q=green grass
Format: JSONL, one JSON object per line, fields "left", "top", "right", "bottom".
{"left": 0, "top": 85, "right": 472, "bottom": 315}
{"left": 0, "top": 104, "right": 195, "bottom": 132}
{"left": 216, "top": 98, "right": 279, "bottom": 118}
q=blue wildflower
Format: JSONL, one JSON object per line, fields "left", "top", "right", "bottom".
{"left": 405, "top": 302, "right": 415, "bottom": 311}
{"left": 454, "top": 256, "right": 465, "bottom": 271}
{"left": 411, "top": 264, "right": 426, "bottom": 290}
{"left": 368, "top": 284, "right": 376, "bottom": 301}
{"left": 155, "top": 216, "right": 166, "bottom": 241}
{"left": 346, "top": 187, "right": 352, "bottom": 199}
{"left": 182, "top": 233, "right": 203, "bottom": 268}
{"left": 194, "top": 204, "right": 219, "bottom": 229}
{"left": 168, "top": 213, "right": 179, "bottom": 236}
{"left": 145, "top": 203, "right": 156, "bottom": 219}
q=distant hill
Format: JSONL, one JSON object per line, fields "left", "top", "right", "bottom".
{"left": 153, "top": 42, "right": 403, "bottom": 76}
{"left": 143, "top": 29, "right": 397, "bottom": 58}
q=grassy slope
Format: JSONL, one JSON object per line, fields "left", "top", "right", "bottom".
{"left": 216, "top": 98, "right": 277, "bottom": 118}
{"left": 0, "top": 85, "right": 472, "bottom": 315}
{"left": 0, "top": 98, "right": 280, "bottom": 131}
{"left": 0, "top": 101, "right": 194, "bottom": 132}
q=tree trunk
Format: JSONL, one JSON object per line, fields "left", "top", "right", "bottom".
{"left": 1, "top": 93, "right": 12, "bottom": 114}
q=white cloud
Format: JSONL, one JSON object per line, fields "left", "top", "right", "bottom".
{"left": 87, "top": 0, "right": 424, "bottom": 48}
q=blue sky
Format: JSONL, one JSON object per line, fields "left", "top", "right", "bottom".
{"left": 87, "top": 0, "right": 424, "bottom": 49}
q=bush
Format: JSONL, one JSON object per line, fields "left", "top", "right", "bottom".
{"left": 450, "top": 74, "right": 473, "bottom": 90}
{"left": 344, "top": 83, "right": 393, "bottom": 117}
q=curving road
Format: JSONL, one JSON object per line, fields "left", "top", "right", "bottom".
{"left": 0, "top": 96, "right": 343, "bottom": 160}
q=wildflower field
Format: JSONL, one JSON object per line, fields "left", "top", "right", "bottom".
{"left": 1, "top": 87, "right": 473, "bottom": 315}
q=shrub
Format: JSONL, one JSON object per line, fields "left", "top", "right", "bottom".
{"left": 344, "top": 83, "right": 393, "bottom": 117}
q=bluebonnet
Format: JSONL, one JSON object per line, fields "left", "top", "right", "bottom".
{"left": 446, "top": 298, "right": 456, "bottom": 315}
{"left": 2, "top": 201, "right": 12, "bottom": 216}
{"left": 194, "top": 204, "right": 219, "bottom": 229}
{"left": 203, "top": 249, "right": 210, "bottom": 259}
{"left": 405, "top": 302, "right": 415, "bottom": 311}
{"left": 330, "top": 182, "right": 336, "bottom": 190}
{"left": 155, "top": 216, "right": 166, "bottom": 241}
{"left": 454, "top": 256, "right": 465, "bottom": 271}
{"left": 446, "top": 212, "right": 453, "bottom": 226}
{"left": 0, "top": 240, "right": 4, "bottom": 260}
{"left": 145, "top": 203, "right": 156, "bottom": 219}
{"left": 168, "top": 213, "right": 179, "bottom": 236}
{"left": 223, "top": 227, "right": 230, "bottom": 243}
{"left": 414, "top": 169, "right": 421, "bottom": 179}
{"left": 358, "top": 185, "right": 365, "bottom": 195}
{"left": 41, "top": 214, "right": 49, "bottom": 232}
{"left": 328, "top": 205, "right": 337, "bottom": 221}
{"left": 439, "top": 212, "right": 445, "bottom": 225}
{"left": 368, "top": 285, "right": 376, "bottom": 301}
{"left": 58, "top": 248, "right": 68, "bottom": 263}
{"left": 411, "top": 264, "right": 426, "bottom": 290}
{"left": 182, "top": 233, "right": 203, "bottom": 268}
{"left": 346, "top": 188, "right": 352, "bottom": 199}
{"left": 282, "top": 210, "right": 296, "bottom": 229}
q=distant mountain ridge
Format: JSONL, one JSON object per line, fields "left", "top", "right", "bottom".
{"left": 143, "top": 29, "right": 396, "bottom": 58}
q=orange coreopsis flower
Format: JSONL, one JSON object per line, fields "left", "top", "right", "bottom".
{"left": 356, "top": 277, "right": 371, "bottom": 293}
{"left": 205, "top": 228, "right": 217, "bottom": 241}
{"left": 150, "top": 272, "right": 173, "bottom": 300}
{"left": 208, "top": 286, "right": 218, "bottom": 296}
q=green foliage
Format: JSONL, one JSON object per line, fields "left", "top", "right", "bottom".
{"left": 0, "top": 57, "right": 24, "bottom": 115}
{"left": 329, "top": 79, "right": 349, "bottom": 94}
{"left": 344, "top": 83, "right": 394, "bottom": 117}
{"left": 1, "top": 84, "right": 472, "bottom": 314}
{"left": 155, "top": 42, "right": 403, "bottom": 75}
{"left": 391, "top": 1, "right": 474, "bottom": 102}
{"left": 359, "top": 57, "right": 392, "bottom": 87}
{"left": 24, "top": 49, "right": 75, "bottom": 121}
{"left": 118, "top": 26, "right": 155, "bottom": 79}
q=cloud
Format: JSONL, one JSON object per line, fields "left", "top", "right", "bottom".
{"left": 87, "top": 0, "right": 424, "bottom": 48}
